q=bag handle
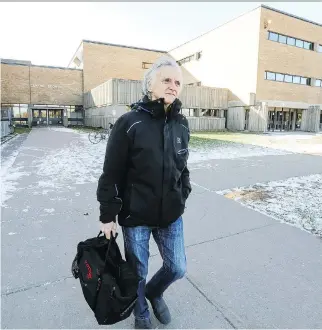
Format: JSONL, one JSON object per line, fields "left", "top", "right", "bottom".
{"left": 97, "top": 231, "right": 120, "bottom": 273}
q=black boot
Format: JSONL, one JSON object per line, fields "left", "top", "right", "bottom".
{"left": 146, "top": 294, "right": 171, "bottom": 325}
{"left": 134, "top": 318, "right": 153, "bottom": 329}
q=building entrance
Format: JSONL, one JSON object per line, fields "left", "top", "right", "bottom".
{"left": 267, "top": 108, "right": 302, "bottom": 131}
{"left": 32, "top": 109, "right": 63, "bottom": 126}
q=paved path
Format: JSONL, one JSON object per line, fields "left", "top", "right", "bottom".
{"left": 1, "top": 127, "right": 322, "bottom": 329}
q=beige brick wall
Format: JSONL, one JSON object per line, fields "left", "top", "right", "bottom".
{"left": 83, "top": 42, "right": 166, "bottom": 92}
{"left": 30, "top": 66, "right": 83, "bottom": 105}
{"left": 1, "top": 64, "right": 31, "bottom": 104}
{"left": 256, "top": 7, "right": 322, "bottom": 104}
{"left": 1, "top": 63, "right": 83, "bottom": 105}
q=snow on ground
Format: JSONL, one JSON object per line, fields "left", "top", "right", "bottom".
{"left": 188, "top": 138, "right": 291, "bottom": 164}
{"left": 1, "top": 140, "right": 30, "bottom": 207}
{"left": 31, "top": 133, "right": 107, "bottom": 187}
{"left": 1, "top": 128, "right": 295, "bottom": 207}
{"left": 217, "top": 174, "right": 322, "bottom": 237}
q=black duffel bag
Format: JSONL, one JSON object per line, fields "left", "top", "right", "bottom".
{"left": 71, "top": 231, "right": 139, "bottom": 325}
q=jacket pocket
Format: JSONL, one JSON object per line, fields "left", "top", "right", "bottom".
{"left": 129, "top": 184, "right": 158, "bottom": 220}
{"left": 175, "top": 148, "right": 189, "bottom": 172}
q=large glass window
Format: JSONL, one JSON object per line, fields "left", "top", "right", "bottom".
{"left": 20, "top": 104, "right": 28, "bottom": 118}
{"left": 265, "top": 71, "right": 314, "bottom": 87}
{"left": 268, "top": 32, "right": 278, "bottom": 42}
{"left": 268, "top": 31, "right": 314, "bottom": 52}
{"left": 13, "top": 105, "right": 20, "bottom": 118}
{"left": 266, "top": 72, "right": 276, "bottom": 80}
{"left": 300, "top": 77, "right": 311, "bottom": 85}
{"left": 296, "top": 39, "right": 304, "bottom": 48}
{"left": 287, "top": 37, "right": 296, "bottom": 46}
{"left": 315, "top": 79, "right": 322, "bottom": 87}
{"left": 303, "top": 41, "right": 313, "bottom": 50}
{"left": 284, "top": 75, "right": 293, "bottom": 83}
{"left": 276, "top": 73, "right": 284, "bottom": 82}
{"left": 278, "top": 35, "right": 287, "bottom": 44}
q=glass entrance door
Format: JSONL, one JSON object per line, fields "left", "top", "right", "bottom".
{"left": 32, "top": 109, "right": 47, "bottom": 126}
{"left": 48, "top": 110, "right": 63, "bottom": 125}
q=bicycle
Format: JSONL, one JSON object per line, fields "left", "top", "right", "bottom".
{"left": 88, "top": 123, "right": 114, "bottom": 144}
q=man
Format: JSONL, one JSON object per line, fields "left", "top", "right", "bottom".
{"left": 97, "top": 56, "right": 191, "bottom": 329}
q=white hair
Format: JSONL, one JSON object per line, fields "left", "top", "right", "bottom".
{"left": 142, "top": 56, "right": 182, "bottom": 98}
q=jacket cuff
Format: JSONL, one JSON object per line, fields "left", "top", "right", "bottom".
{"left": 183, "top": 187, "right": 191, "bottom": 199}
{"left": 99, "top": 215, "right": 116, "bottom": 224}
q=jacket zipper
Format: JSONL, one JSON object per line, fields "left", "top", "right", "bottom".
{"left": 160, "top": 116, "right": 167, "bottom": 227}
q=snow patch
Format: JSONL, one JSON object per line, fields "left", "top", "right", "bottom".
{"left": 188, "top": 143, "right": 290, "bottom": 164}
{"left": 217, "top": 174, "right": 322, "bottom": 237}
{"left": 44, "top": 208, "right": 55, "bottom": 213}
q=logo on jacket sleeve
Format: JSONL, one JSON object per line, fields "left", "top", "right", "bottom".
{"left": 177, "top": 137, "right": 181, "bottom": 144}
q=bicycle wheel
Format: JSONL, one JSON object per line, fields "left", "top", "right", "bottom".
{"left": 104, "top": 128, "right": 112, "bottom": 139}
{"left": 88, "top": 131, "right": 102, "bottom": 144}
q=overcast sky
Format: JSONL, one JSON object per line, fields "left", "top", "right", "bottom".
{"left": 1, "top": 2, "right": 321, "bottom": 68}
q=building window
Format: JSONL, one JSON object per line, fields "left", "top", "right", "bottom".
{"left": 268, "top": 31, "right": 314, "bottom": 51}
{"left": 287, "top": 37, "right": 296, "bottom": 46}
{"left": 317, "top": 44, "right": 322, "bottom": 53}
{"left": 295, "top": 39, "right": 304, "bottom": 48}
{"left": 268, "top": 31, "right": 278, "bottom": 42}
{"left": 293, "top": 76, "right": 302, "bottom": 84}
{"left": 142, "top": 62, "right": 153, "bottom": 69}
{"left": 278, "top": 35, "right": 287, "bottom": 44}
{"left": 177, "top": 51, "right": 202, "bottom": 66}
{"left": 177, "top": 54, "right": 195, "bottom": 66}
{"left": 266, "top": 71, "right": 276, "bottom": 80}
{"left": 284, "top": 75, "right": 293, "bottom": 83}
{"left": 265, "top": 71, "right": 311, "bottom": 86}
{"left": 276, "top": 73, "right": 284, "bottom": 82}
{"left": 315, "top": 79, "right": 322, "bottom": 87}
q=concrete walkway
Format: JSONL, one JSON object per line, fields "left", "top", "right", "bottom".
{"left": 1, "top": 127, "right": 322, "bottom": 329}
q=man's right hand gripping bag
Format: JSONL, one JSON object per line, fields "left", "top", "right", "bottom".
{"left": 71, "top": 232, "right": 139, "bottom": 325}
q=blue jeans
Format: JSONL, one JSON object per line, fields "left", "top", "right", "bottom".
{"left": 122, "top": 217, "right": 186, "bottom": 320}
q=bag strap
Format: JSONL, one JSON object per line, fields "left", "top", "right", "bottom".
{"left": 97, "top": 231, "right": 121, "bottom": 273}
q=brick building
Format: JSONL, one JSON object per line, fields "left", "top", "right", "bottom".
{"left": 1, "top": 5, "right": 321, "bottom": 132}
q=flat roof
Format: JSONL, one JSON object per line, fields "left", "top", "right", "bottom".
{"left": 82, "top": 39, "right": 167, "bottom": 53}
{"left": 169, "top": 4, "right": 321, "bottom": 52}
{"left": 261, "top": 4, "right": 322, "bottom": 28}
{"left": 1, "top": 59, "right": 82, "bottom": 71}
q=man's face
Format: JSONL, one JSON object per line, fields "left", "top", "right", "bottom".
{"left": 150, "top": 66, "right": 183, "bottom": 105}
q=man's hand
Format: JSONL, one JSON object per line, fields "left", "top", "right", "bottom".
{"left": 100, "top": 221, "right": 117, "bottom": 239}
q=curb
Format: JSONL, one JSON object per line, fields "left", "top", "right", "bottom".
{"left": 0, "top": 133, "right": 18, "bottom": 145}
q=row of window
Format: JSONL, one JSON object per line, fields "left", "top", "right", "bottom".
{"left": 177, "top": 52, "right": 202, "bottom": 66}
{"left": 268, "top": 31, "right": 322, "bottom": 52}
{"left": 1, "top": 104, "right": 82, "bottom": 119}
{"left": 265, "top": 71, "right": 322, "bottom": 87}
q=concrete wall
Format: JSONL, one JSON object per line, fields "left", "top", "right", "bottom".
{"left": 82, "top": 41, "right": 166, "bottom": 92}
{"left": 84, "top": 105, "right": 128, "bottom": 128}
{"left": 1, "top": 63, "right": 83, "bottom": 105}
{"left": 227, "top": 102, "right": 246, "bottom": 131}
{"left": 84, "top": 105, "right": 225, "bottom": 132}
{"left": 301, "top": 106, "right": 321, "bottom": 132}
{"left": 248, "top": 103, "right": 269, "bottom": 132}
{"left": 84, "top": 78, "right": 228, "bottom": 110}
{"left": 187, "top": 117, "right": 225, "bottom": 131}
{"left": 168, "top": 7, "right": 261, "bottom": 105}
{"left": 256, "top": 7, "right": 322, "bottom": 104}
{"left": 1, "top": 121, "right": 11, "bottom": 138}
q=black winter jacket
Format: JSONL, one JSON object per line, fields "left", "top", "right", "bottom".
{"left": 96, "top": 96, "right": 192, "bottom": 228}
